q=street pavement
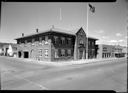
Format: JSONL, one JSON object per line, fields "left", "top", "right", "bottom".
{"left": 0, "top": 56, "right": 127, "bottom": 92}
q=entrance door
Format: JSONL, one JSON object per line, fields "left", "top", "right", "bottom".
{"left": 79, "top": 49, "right": 83, "bottom": 59}
{"left": 5, "top": 48, "right": 8, "bottom": 56}
{"left": 24, "top": 51, "right": 29, "bottom": 58}
{"left": 18, "top": 51, "right": 22, "bottom": 58}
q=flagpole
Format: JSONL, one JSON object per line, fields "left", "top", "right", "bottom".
{"left": 60, "top": 8, "right": 62, "bottom": 21}
{"left": 86, "top": 3, "right": 89, "bottom": 59}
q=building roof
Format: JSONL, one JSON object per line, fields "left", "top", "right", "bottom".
{"left": 15, "top": 27, "right": 98, "bottom": 40}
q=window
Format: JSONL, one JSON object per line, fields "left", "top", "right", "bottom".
{"left": 35, "top": 37, "right": 39, "bottom": 41}
{"left": 45, "top": 36, "right": 49, "bottom": 44}
{"left": 39, "top": 37, "right": 42, "bottom": 42}
{"left": 67, "top": 38, "right": 71, "bottom": 45}
{"left": 45, "top": 36, "right": 48, "bottom": 41}
{"left": 45, "top": 49, "right": 48, "bottom": 58}
{"left": 32, "top": 38, "right": 35, "bottom": 43}
{"left": 21, "top": 39, "right": 25, "bottom": 43}
{"left": 18, "top": 41, "right": 21, "bottom": 44}
{"left": 102, "top": 53, "right": 104, "bottom": 58}
{"left": 103, "top": 47, "right": 107, "bottom": 52}
{"left": 60, "top": 38, "right": 62, "bottom": 44}
{"left": 54, "top": 36, "right": 58, "bottom": 44}
{"left": 32, "top": 38, "right": 35, "bottom": 46}
{"left": 39, "top": 49, "right": 43, "bottom": 56}
{"left": 79, "top": 32, "right": 83, "bottom": 36}
{"left": 55, "top": 49, "right": 58, "bottom": 58}
{"left": 61, "top": 37, "right": 65, "bottom": 45}
{"left": 79, "top": 39, "right": 83, "bottom": 44}
{"left": 88, "top": 41, "right": 90, "bottom": 46}
{"left": 39, "top": 37, "right": 42, "bottom": 44}
{"left": 25, "top": 40, "right": 27, "bottom": 44}
{"left": 27, "top": 39, "right": 31, "bottom": 43}
{"left": 67, "top": 49, "right": 71, "bottom": 56}
{"left": 92, "top": 42, "right": 94, "bottom": 46}
{"left": 61, "top": 49, "right": 65, "bottom": 56}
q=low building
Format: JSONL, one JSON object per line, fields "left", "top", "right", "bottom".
{"left": 122, "top": 46, "right": 128, "bottom": 57}
{"left": 97, "top": 44, "right": 115, "bottom": 59}
{"left": 15, "top": 27, "right": 98, "bottom": 61}
{"left": 0, "top": 45, "right": 4, "bottom": 56}
{"left": 0, "top": 42, "right": 9, "bottom": 56}
{"left": 2, "top": 43, "right": 18, "bottom": 57}
{"left": 97, "top": 44, "right": 127, "bottom": 59}
{"left": 114, "top": 45, "right": 126, "bottom": 58}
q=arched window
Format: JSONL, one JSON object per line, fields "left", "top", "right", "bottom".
{"left": 79, "top": 39, "right": 83, "bottom": 44}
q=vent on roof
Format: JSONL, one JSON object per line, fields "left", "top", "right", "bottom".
{"left": 36, "top": 28, "right": 39, "bottom": 33}
{"left": 22, "top": 33, "right": 24, "bottom": 37}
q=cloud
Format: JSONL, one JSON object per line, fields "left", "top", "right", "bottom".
{"left": 96, "top": 30, "right": 104, "bottom": 34}
{"left": 125, "top": 36, "right": 128, "bottom": 39}
{"left": 101, "top": 36, "right": 109, "bottom": 39}
{"left": 107, "top": 40, "right": 118, "bottom": 45}
{"left": 108, "top": 40, "right": 118, "bottom": 43}
{"left": 116, "top": 33, "right": 122, "bottom": 37}
{"left": 94, "top": 30, "right": 104, "bottom": 34}
{"left": 118, "top": 39, "right": 124, "bottom": 42}
{"left": 96, "top": 38, "right": 109, "bottom": 45}
{"left": 106, "top": 39, "right": 126, "bottom": 45}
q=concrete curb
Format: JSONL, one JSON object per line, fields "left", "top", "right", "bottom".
{"left": 1, "top": 56, "right": 127, "bottom": 66}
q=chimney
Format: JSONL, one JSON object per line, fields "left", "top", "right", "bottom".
{"left": 52, "top": 25, "right": 54, "bottom": 29}
{"left": 50, "top": 25, "right": 54, "bottom": 31}
{"left": 36, "top": 28, "right": 38, "bottom": 33}
{"left": 22, "top": 33, "right": 24, "bottom": 37}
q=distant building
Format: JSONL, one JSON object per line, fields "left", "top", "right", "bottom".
{"left": 15, "top": 27, "right": 98, "bottom": 61}
{"left": 114, "top": 45, "right": 126, "bottom": 58}
{"left": 2, "top": 43, "right": 18, "bottom": 57}
{"left": 97, "top": 44, "right": 115, "bottom": 59}
{"left": 97, "top": 44, "right": 127, "bottom": 59}
{"left": 0, "top": 42, "right": 8, "bottom": 56}
{"left": 0, "top": 45, "right": 4, "bottom": 56}
{"left": 122, "top": 46, "right": 128, "bottom": 57}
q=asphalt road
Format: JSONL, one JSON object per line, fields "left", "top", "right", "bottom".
{"left": 0, "top": 56, "right": 127, "bottom": 92}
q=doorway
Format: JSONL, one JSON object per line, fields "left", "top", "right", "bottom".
{"left": 18, "top": 51, "right": 22, "bottom": 58}
{"left": 79, "top": 49, "right": 83, "bottom": 59}
{"left": 24, "top": 51, "right": 29, "bottom": 58}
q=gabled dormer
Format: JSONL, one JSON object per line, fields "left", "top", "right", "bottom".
{"left": 75, "top": 27, "right": 87, "bottom": 48}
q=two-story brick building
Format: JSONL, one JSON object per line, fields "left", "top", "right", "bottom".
{"left": 114, "top": 45, "right": 126, "bottom": 58}
{"left": 15, "top": 27, "right": 98, "bottom": 61}
{"left": 96, "top": 44, "right": 127, "bottom": 59}
{"left": 97, "top": 44, "right": 115, "bottom": 59}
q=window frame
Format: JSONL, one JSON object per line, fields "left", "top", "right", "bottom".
{"left": 67, "top": 49, "right": 71, "bottom": 56}
{"left": 61, "top": 49, "right": 65, "bottom": 57}
{"left": 44, "top": 49, "right": 48, "bottom": 58}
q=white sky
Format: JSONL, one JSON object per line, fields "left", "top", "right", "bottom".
{"left": 1, "top": 0, "right": 127, "bottom": 46}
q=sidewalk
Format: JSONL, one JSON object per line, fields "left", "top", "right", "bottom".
{"left": 4, "top": 56, "right": 127, "bottom": 66}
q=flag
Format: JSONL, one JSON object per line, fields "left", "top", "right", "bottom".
{"left": 89, "top": 4, "right": 95, "bottom": 13}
